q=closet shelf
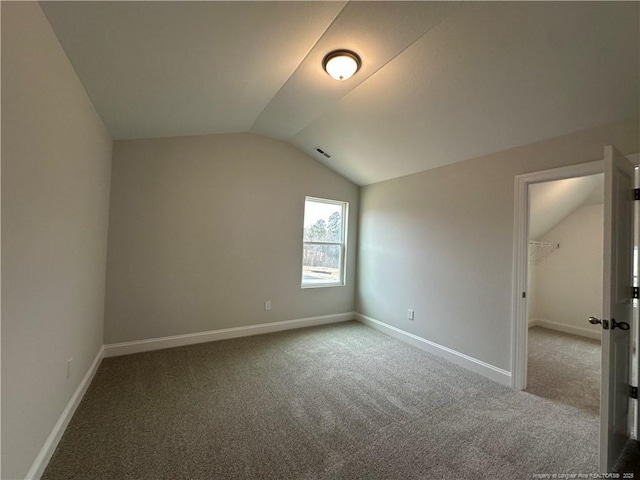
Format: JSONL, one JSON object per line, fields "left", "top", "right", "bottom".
{"left": 529, "top": 241, "right": 560, "bottom": 264}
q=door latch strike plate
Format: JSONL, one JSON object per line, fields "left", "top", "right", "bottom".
{"left": 631, "top": 386, "right": 638, "bottom": 400}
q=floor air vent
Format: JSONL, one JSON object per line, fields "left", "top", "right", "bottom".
{"left": 315, "top": 147, "right": 332, "bottom": 159}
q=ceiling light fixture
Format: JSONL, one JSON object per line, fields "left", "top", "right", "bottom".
{"left": 322, "top": 50, "right": 362, "bottom": 81}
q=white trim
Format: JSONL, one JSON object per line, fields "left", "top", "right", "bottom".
{"left": 104, "top": 312, "right": 354, "bottom": 357}
{"left": 301, "top": 196, "right": 348, "bottom": 289}
{"left": 25, "top": 346, "right": 104, "bottom": 480}
{"left": 511, "top": 160, "right": 604, "bottom": 391}
{"left": 300, "top": 282, "right": 346, "bottom": 289}
{"left": 528, "top": 318, "right": 602, "bottom": 341}
{"left": 303, "top": 242, "right": 342, "bottom": 246}
{"left": 355, "top": 313, "right": 511, "bottom": 386}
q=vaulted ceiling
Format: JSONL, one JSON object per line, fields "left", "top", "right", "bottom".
{"left": 529, "top": 174, "right": 604, "bottom": 241}
{"left": 41, "top": 1, "right": 639, "bottom": 185}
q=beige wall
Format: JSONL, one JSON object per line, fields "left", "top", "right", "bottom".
{"left": 104, "top": 133, "right": 358, "bottom": 344}
{"left": 530, "top": 204, "right": 603, "bottom": 335}
{"left": 1, "top": 2, "right": 113, "bottom": 479}
{"left": 356, "top": 119, "right": 638, "bottom": 371}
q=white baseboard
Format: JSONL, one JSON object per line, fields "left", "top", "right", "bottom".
{"left": 528, "top": 318, "right": 601, "bottom": 341}
{"left": 25, "top": 346, "right": 104, "bottom": 480}
{"left": 104, "top": 312, "right": 355, "bottom": 357}
{"left": 355, "top": 313, "right": 511, "bottom": 386}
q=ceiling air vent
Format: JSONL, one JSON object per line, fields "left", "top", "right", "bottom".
{"left": 315, "top": 147, "right": 332, "bottom": 159}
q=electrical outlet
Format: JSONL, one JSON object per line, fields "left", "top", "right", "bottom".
{"left": 407, "top": 309, "right": 414, "bottom": 320}
{"left": 67, "top": 357, "right": 74, "bottom": 380}
{"left": 265, "top": 300, "right": 271, "bottom": 311}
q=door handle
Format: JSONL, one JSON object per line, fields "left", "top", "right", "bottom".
{"left": 588, "top": 317, "right": 629, "bottom": 330}
{"left": 611, "top": 318, "right": 630, "bottom": 330}
{"left": 588, "top": 316, "right": 602, "bottom": 325}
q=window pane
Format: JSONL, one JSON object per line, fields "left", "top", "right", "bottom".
{"left": 302, "top": 244, "right": 341, "bottom": 283}
{"left": 303, "top": 200, "right": 342, "bottom": 243}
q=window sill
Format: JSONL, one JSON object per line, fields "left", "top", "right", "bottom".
{"left": 301, "top": 282, "right": 345, "bottom": 289}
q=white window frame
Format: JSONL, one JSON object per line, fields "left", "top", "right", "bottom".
{"left": 301, "top": 196, "right": 348, "bottom": 288}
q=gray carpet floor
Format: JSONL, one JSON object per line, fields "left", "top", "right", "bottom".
{"left": 526, "top": 327, "right": 640, "bottom": 476}
{"left": 43, "top": 321, "right": 603, "bottom": 479}
{"left": 614, "top": 439, "right": 640, "bottom": 476}
{"left": 525, "top": 327, "right": 600, "bottom": 474}
{"left": 526, "top": 327, "right": 600, "bottom": 415}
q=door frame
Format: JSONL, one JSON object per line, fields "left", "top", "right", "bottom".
{"left": 510, "top": 160, "right": 604, "bottom": 391}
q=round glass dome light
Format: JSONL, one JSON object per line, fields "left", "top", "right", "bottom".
{"left": 322, "top": 50, "right": 362, "bottom": 81}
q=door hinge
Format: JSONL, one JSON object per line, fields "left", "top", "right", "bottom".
{"left": 633, "top": 287, "right": 639, "bottom": 299}
{"left": 635, "top": 188, "right": 640, "bottom": 200}
{"left": 631, "top": 386, "right": 638, "bottom": 400}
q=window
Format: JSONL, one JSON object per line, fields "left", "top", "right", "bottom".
{"left": 301, "top": 197, "right": 348, "bottom": 288}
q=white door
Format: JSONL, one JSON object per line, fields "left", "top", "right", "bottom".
{"left": 600, "top": 144, "right": 634, "bottom": 472}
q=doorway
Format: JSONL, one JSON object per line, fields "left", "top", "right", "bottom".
{"left": 511, "top": 161, "right": 605, "bottom": 392}
{"left": 524, "top": 174, "right": 604, "bottom": 470}
{"left": 511, "top": 150, "right": 639, "bottom": 472}
{"left": 521, "top": 173, "right": 605, "bottom": 470}
{"left": 526, "top": 173, "right": 604, "bottom": 418}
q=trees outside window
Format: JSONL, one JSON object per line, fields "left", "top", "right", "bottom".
{"left": 301, "top": 197, "right": 348, "bottom": 287}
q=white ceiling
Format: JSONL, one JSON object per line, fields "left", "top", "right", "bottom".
{"left": 41, "top": 1, "right": 639, "bottom": 186}
{"left": 529, "top": 174, "right": 604, "bottom": 241}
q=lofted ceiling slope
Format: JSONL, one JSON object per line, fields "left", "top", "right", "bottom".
{"left": 41, "top": 1, "right": 639, "bottom": 186}
{"left": 529, "top": 174, "right": 604, "bottom": 241}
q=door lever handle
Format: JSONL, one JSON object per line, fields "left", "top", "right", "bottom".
{"left": 589, "top": 316, "right": 609, "bottom": 329}
{"left": 611, "top": 318, "right": 630, "bottom": 331}
{"left": 588, "top": 316, "right": 629, "bottom": 330}
{"left": 588, "top": 316, "right": 602, "bottom": 325}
